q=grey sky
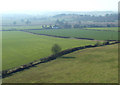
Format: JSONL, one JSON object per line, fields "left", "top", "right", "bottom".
{"left": 0, "top": 0, "right": 119, "bottom": 13}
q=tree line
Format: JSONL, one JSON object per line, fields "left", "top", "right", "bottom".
{"left": 6, "top": 13, "right": 117, "bottom": 28}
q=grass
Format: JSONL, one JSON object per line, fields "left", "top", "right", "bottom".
{"left": 2, "top": 26, "right": 43, "bottom": 30}
{"left": 2, "top": 31, "right": 97, "bottom": 70}
{"left": 3, "top": 44, "right": 118, "bottom": 83}
{"left": 27, "top": 28, "right": 118, "bottom": 40}
{"left": 85, "top": 27, "right": 119, "bottom": 31}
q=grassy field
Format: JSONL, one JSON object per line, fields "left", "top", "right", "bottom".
{"left": 85, "top": 27, "right": 119, "bottom": 31}
{"left": 27, "top": 28, "right": 118, "bottom": 40}
{"left": 2, "top": 31, "right": 97, "bottom": 70}
{"left": 3, "top": 44, "right": 118, "bottom": 83}
{"left": 2, "top": 26, "right": 42, "bottom": 30}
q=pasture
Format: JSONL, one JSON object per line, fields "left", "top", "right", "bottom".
{"left": 3, "top": 44, "right": 118, "bottom": 83}
{"left": 27, "top": 28, "right": 118, "bottom": 40}
{"left": 2, "top": 26, "right": 42, "bottom": 30}
{"left": 2, "top": 31, "right": 97, "bottom": 70}
{"left": 85, "top": 27, "right": 119, "bottom": 31}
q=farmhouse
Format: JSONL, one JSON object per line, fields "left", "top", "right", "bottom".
{"left": 52, "top": 25, "right": 60, "bottom": 29}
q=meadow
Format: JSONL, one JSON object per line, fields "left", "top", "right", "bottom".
{"left": 2, "top": 26, "right": 42, "bottom": 30}
{"left": 2, "top": 31, "right": 97, "bottom": 70}
{"left": 27, "top": 28, "right": 118, "bottom": 40}
{"left": 3, "top": 44, "right": 118, "bottom": 83}
{"left": 85, "top": 27, "right": 119, "bottom": 31}
{"left": 2, "top": 11, "right": 118, "bottom": 83}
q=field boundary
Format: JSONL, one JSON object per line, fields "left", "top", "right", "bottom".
{"left": 84, "top": 28, "right": 119, "bottom": 32}
{"left": 21, "top": 30, "right": 117, "bottom": 41}
{"left": 1, "top": 27, "right": 120, "bottom": 32}
{"left": 2, "top": 41, "right": 119, "bottom": 78}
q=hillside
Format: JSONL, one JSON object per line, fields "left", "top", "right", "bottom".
{"left": 3, "top": 44, "right": 118, "bottom": 83}
{"left": 2, "top": 31, "right": 96, "bottom": 70}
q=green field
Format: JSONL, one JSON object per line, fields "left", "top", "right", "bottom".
{"left": 85, "top": 27, "right": 119, "bottom": 31}
{"left": 3, "top": 31, "right": 97, "bottom": 70}
{"left": 2, "top": 26, "right": 42, "bottom": 30}
{"left": 3, "top": 44, "right": 118, "bottom": 83}
{"left": 27, "top": 28, "right": 118, "bottom": 40}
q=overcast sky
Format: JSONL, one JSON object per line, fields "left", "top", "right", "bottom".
{"left": 0, "top": 0, "right": 119, "bottom": 13}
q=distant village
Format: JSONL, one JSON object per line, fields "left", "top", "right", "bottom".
{"left": 41, "top": 25, "right": 60, "bottom": 29}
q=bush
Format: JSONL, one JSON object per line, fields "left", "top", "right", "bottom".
{"left": 95, "top": 41, "right": 101, "bottom": 46}
{"left": 103, "top": 41, "right": 110, "bottom": 45}
{"left": 51, "top": 44, "right": 61, "bottom": 54}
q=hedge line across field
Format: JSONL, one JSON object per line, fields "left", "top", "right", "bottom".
{"left": 22, "top": 30, "right": 118, "bottom": 41}
{"left": 2, "top": 41, "right": 119, "bottom": 78}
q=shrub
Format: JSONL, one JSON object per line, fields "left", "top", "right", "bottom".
{"left": 95, "top": 41, "right": 101, "bottom": 46}
{"left": 51, "top": 44, "right": 61, "bottom": 54}
{"left": 103, "top": 41, "right": 110, "bottom": 45}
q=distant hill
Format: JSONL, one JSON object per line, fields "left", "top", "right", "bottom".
{"left": 2, "top": 11, "right": 118, "bottom": 27}
{"left": 2, "top": 11, "right": 117, "bottom": 17}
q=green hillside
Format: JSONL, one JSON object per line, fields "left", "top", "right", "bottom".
{"left": 3, "top": 44, "right": 118, "bottom": 83}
